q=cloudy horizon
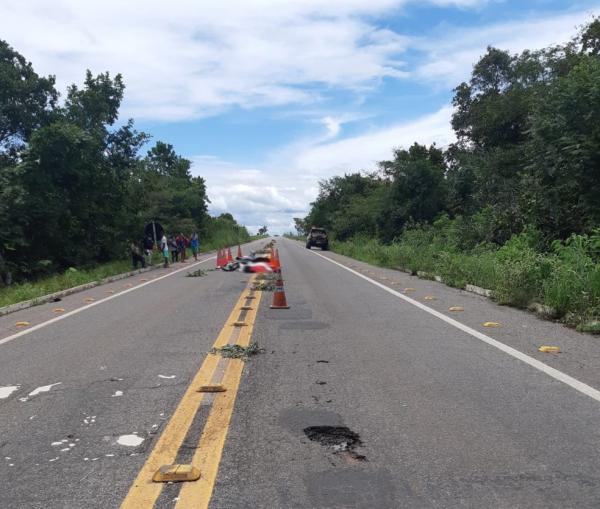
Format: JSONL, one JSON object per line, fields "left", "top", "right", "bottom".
{"left": 2, "top": 0, "right": 598, "bottom": 233}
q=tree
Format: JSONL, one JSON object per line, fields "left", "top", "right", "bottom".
{"left": 376, "top": 144, "right": 447, "bottom": 242}
{"left": 293, "top": 217, "right": 307, "bottom": 235}
{"left": 258, "top": 225, "right": 268, "bottom": 236}
{"left": 0, "top": 40, "right": 57, "bottom": 157}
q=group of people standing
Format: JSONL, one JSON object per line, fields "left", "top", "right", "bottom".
{"left": 130, "top": 232, "right": 200, "bottom": 269}
{"left": 160, "top": 233, "right": 199, "bottom": 267}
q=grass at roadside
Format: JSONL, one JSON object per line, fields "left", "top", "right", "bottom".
{"left": 0, "top": 258, "right": 138, "bottom": 308}
{"left": 330, "top": 227, "right": 600, "bottom": 333}
{"left": 0, "top": 237, "right": 263, "bottom": 309}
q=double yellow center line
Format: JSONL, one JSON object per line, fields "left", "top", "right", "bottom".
{"left": 121, "top": 278, "right": 262, "bottom": 509}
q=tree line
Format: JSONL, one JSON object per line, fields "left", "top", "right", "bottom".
{"left": 299, "top": 19, "right": 600, "bottom": 251}
{"left": 0, "top": 40, "right": 248, "bottom": 285}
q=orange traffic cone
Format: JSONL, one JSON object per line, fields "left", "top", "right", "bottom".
{"left": 270, "top": 276, "right": 290, "bottom": 309}
{"left": 237, "top": 245, "right": 243, "bottom": 258}
{"left": 270, "top": 248, "right": 280, "bottom": 272}
{"left": 216, "top": 248, "right": 223, "bottom": 268}
{"left": 227, "top": 247, "right": 233, "bottom": 263}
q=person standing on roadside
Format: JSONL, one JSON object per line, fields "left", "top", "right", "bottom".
{"left": 169, "top": 235, "right": 178, "bottom": 263}
{"left": 160, "top": 234, "right": 169, "bottom": 268}
{"left": 176, "top": 234, "right": 185, "bottom": 262}
{"left": 130, "top": 241, "right": 146, "bottom": 269}
{"left": 190, "top": 232, "right": 199, "bottom": 261}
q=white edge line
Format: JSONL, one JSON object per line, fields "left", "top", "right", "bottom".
{"left": 0, "top": 255, "right": 217, "bottom": 347}
{"left": 290, "top": 240, "right": 600, "bottom": 403}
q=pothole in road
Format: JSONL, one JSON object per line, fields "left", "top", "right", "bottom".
{"left": 303, "top": 426, "right": 367, "bottom": 462}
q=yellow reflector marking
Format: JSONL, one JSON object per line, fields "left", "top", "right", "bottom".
{"left": 483, "top": 322, "right": 501, "bottom": 327}
{"left": 15, "top": 321, "right": 30, "bottom": 327}
{"left": 84, "top": 298, "right": 94, "bottom": 303}
{"left": 197, "top": 385, "right": 226, "bottom": 393}
{"left": 424, "top": 296, "right": 436, "bottom": 301}
{"left": 539, "top": 346, "right": 561, "bottom": 353}
{"left": 152, "top": 464, "right": 201, "bottom": 483}
{"left": 53, "top": 308, "right": 65, "bottom": 313}
{"left": 403, "top": 288, "right": 415, "bottom": 293}
{"left": 448, "top": 306, "right": 464, "bottom": 312}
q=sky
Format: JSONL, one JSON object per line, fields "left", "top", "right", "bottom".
{"left": 1, "top": 0, "right": 599, "bottom": 233}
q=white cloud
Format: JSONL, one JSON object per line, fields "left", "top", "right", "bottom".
{"left": 414, "top": 9, "right": 598, "bottom": 86}
{"left": 193, "top": 105, "right": 454, "bottom": 233}
{"left": 0, "top": 0, "right": 489, "bottom": 121}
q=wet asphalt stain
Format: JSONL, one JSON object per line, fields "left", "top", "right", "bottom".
{"left": 304, "top": 468, "right": 399, "bottom": 508}
{"left": 279, "top": 408, "right": 343, "bottom": 432}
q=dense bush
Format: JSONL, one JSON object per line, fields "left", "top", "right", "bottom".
{"left": 332, "top": 222, "right": 600, "bottom": 329}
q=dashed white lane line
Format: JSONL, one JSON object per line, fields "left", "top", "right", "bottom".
{"left": 296, "top": 241, "right": 600, "bottom": 404}
{"left": 0, "top": 255, "right": 216, "bottom": 348}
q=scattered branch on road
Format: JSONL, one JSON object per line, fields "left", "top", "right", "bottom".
{"left": 186, "top": 269, "right": 207, "bottom": 277}
{"left": 211, "top": 342, "right": 264, "bottom": 359}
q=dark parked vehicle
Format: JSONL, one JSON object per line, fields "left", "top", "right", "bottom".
{"left": 306, "top": 227, "right": 328, "bottom": 250}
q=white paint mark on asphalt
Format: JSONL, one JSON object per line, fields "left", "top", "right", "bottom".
{"left": 0, "top": 253, "right": 218, "bottom": 348}
{"left": 29, "top": 415, "right": 36, "bottom": 420}
{"left": 28, "top": 382, "right": 61, "bottom": 397}
{"left": 60, "top": 448, "right": 70, "bottom": 452}
{"left": 299, "top": 242, "right": 600, "bottom": 404}
{"left": 0, "top": 385, "right": 19, "bottom": 399}
{"left": 49, "top": 457, "right": 59, "bottom": 462}
{"left": 105, "top": 453, "right": 115, "bottom": 457}
{"left": 112, "top": 390, "right": 123, "bottom": 397}
{"left": 158, "top": 374, "right": 176, "bottom": 379}
{"left": 117, "top": 434, "right": 144, "bottom": 447}
{"left": 51, "top": 442, "right": 62, "bottom": 447}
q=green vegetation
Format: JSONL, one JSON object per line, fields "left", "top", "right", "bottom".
{"left": 211, "top": 343, "right": 264, "bottom": 359}
{"left": 299, "top": 20, "right": 600, "bottom": 331}
{"left": 0, "top": 258, "right": 135, "bottom": 308}
{"left": 0, "top": 39, "right": 249, "bottom": 289}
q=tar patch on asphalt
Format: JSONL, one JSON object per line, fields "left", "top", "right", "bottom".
{"left": 303, "top": 426, "right": 367, "bottom": 462}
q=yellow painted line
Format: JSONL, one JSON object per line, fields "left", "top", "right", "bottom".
{"left": 175, "top": 287, "right": 262, "bottom": 509}
{"left": 120, "top": 286, "right": 255, "bottom": 509}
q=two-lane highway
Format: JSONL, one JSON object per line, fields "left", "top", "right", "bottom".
{"left": 2, "top": 237, "right": 600, "bottom": 508}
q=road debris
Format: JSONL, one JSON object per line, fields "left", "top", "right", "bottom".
{"left": 186, "top": 269, "right": 207, "bottom": 277}
{"left": 211, "top": 342, "right": 264, "bottom": 359}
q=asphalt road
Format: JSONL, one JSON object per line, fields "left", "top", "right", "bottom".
{"left": 1, "top": 237, "right": 600, "bottom": 508}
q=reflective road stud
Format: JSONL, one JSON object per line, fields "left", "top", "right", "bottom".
{"left": 152, "top": 464, "right": 201, "bottom": 482}
{"left": 197, "top": 385, "right": 227, "bottom": 393}
{"left": 424, "top": 296, "right": 436, "bottom": 301}
{"left": 483, "top": 322, "right": 502, "bottom": 327}
{"left": 53, "top": 308, "right": 66, "bottom": 313}
{"left": 15, "top": 321, "right": 30, "bottom": 327}
{"left": 539, "top": 345, "right": 561, "bottom": 353}
{"left": 448, "top": 306, "right": 464, "bottom": 312}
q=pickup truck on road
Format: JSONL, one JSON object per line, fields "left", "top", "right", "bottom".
{"left": 306, "top": 227, "right": 329, "bottom": 250}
